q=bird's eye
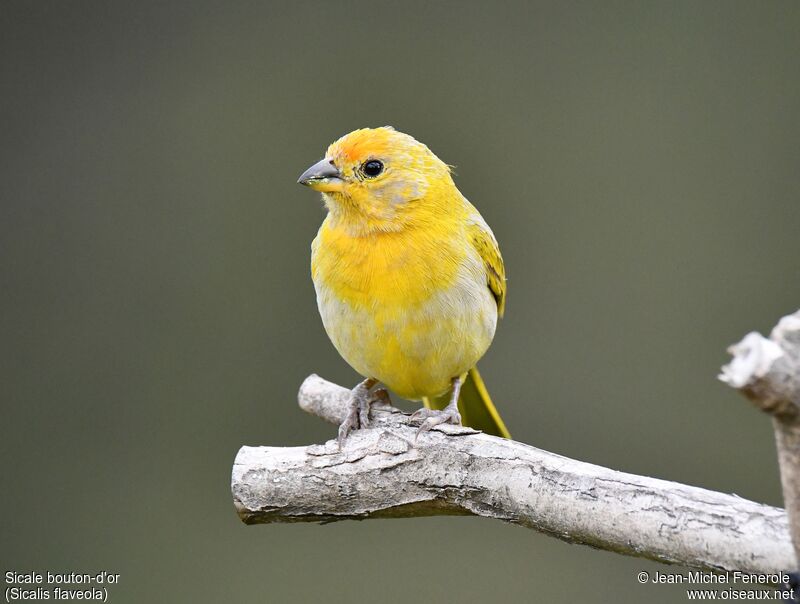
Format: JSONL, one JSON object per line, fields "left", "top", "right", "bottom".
{"left": 362, "top": 160, "right": 384, "bottom": 178}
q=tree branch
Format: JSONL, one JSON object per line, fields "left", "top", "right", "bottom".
{"left": 232, "top": 375, "right": 795, "bottom": 573}
{"left": 720, "top": 309, "right": 800, "bottom": 568}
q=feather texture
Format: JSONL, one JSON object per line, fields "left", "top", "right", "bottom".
{"left": 306, "top": 127, "right": 510, "bottom": 435}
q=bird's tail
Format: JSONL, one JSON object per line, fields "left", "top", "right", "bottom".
{"left": 422, "top": 366, "right": 511, "bottom": 438}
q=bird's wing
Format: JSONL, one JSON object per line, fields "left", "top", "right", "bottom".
{"left": 467, "top": 215, "right": 506, "bottom": 317}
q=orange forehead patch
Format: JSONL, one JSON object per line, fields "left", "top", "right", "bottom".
{"left": 327, "top": 127, "right": 399, "bottom": 163}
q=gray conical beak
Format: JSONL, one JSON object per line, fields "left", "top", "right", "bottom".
{"left": 297, "top": 158, "right": 342, "bottom": 186}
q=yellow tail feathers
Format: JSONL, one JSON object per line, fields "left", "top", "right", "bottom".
{"left": 422, "top": 367, "right": 511, "bottom": 438}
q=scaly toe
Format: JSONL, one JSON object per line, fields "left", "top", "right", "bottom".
{"left": 337, "top": 406, "right": 360, "bottom": 448}
{"left": 410, "top": 408, "right": 437, "bottom": 421}
{"left": 337, "top": 379, "right": 378, "bottom": 448}
{"left": 412, "top": 406, "right": 462, "bottom": 439}
{"left": 358, "top": 398, "right": 371, "bottom": 429}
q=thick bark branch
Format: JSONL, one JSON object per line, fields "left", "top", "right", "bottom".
{"left": 721, "top": 309, "right": 800, "bottom": 568}
{"left": 232, "top": 375, "right": 795, "bottom": 573}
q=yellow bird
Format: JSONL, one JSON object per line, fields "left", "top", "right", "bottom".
{"left": 298, "top": 126, "right": 510, "bottom": 441}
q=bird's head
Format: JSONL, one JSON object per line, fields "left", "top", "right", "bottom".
{"left": 297, "top": 127, "right": 454, "bottom": 232}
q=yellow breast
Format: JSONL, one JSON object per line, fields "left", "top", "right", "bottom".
{"left": 311, "top": 218, "right": 497, "bottom": 399}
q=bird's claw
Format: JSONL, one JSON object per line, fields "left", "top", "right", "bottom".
{"left": 337, "top": 379, "right": 382, "bottom": 448}
{"left": 410, "top": 404, "right": 462, "bottom": 439}
{"left": 337, "top": 405, "right": 361, "bottom": 448}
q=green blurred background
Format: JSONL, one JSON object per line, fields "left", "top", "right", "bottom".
{"left": 2, "top": 1, "right": 799, "bottom": 602}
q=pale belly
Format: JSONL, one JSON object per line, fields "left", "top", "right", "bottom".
{"left": 314, "top": 260, "right": 497, "bottom": 400}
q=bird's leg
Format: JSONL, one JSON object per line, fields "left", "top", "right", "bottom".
{"left": 338, "top": 377, "right": 379, "bottom": 447}
{"left": 410, "top": 377, "right": 463, "bottom": 437}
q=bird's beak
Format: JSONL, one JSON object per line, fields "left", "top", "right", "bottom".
{"left": 297, "top": 158, "right": 344, "bottom": 192}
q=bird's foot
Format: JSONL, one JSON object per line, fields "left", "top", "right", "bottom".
{"left": 410, "top": 402, "right": 462, "bottom": 438}
{"left": 337, "top": 378, "right": 381, "bottom": 448}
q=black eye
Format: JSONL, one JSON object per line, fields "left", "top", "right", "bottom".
{"left": 362, "top": 160, "right": 384, "bottom": 177}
